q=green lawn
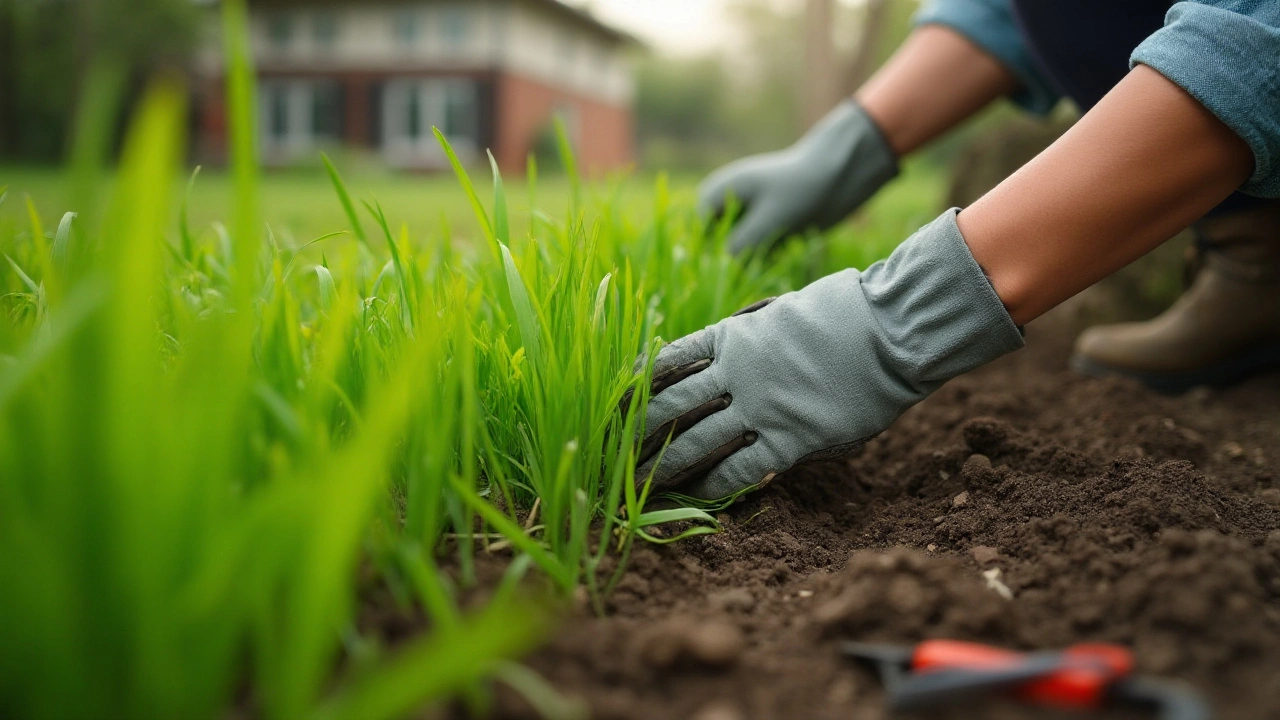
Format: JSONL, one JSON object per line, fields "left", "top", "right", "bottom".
{"left": 2, "top": 161, "right": 945, "bottom": 269}
{"left": 1, "top": 166, "right": 689, "bottom": 247}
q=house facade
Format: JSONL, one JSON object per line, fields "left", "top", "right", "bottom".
{"left": 197, "top": 0, "right": 636, "bottom": 173}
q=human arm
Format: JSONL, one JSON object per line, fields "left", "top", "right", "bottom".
{"left": 643, "top": 40, "right": 1264, "bottom": 499}
{"left": 961, "top": 64, "right": 1253, "bottom": 325}
{"left": 701, "top": 13, "right": 1042, "bottom": 253}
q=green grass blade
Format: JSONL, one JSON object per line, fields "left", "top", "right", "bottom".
{"left": 221, "top": 0, "right": 261, "bottom": 306}
{"left": 637, "top": 526, "right": 721, "bottom": 544}
{"left": 312, "top": 598, "right": 551, "bottom": 720}
{"left": 555, "top": 112, "right": 586, "bottom": 207}
{"left": 362, "top": 201, "right": 414, "bottom": 330}
{"left": 494, "top": 662, "right": 588, "bottom": 720}
{"left": 67, "top": 59, "right": 126, "bottom": 221}
{"left": 448, "top": 475, "right": 573, "bottom": 589}
{"left": 0, "top": 277, "right": 107, "bottom": 409}
{"left": 433, "top": 127, "right": 496, "bottom": 256}
{"left": 499, "top": 244, "right": 541, "bottom": 369}
{"left": 487, "top": 150, "right": 509, "bottom": 244}
{"left": 52, "top": 212, "right": 77, "bottom": 275}
{"left": 633, "top": 507, "right": 719, "bottom": 528}
{"left": 4, "top": 254, "right": 39, "bottom": 294}
{"left": 321, "top": 153, "right": 368, "bottom": 247}
{"left": 178, "top": 166, "right": 201, "bottom": 262}
{"left": 314, "top": 265, "right": 336, "bottom": 310}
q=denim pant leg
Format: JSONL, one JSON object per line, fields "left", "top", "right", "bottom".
{"left": 1010, "top": 0, "right": 1261, "bottom": 216}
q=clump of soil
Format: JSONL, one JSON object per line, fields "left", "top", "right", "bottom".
{"left": 496, "top": 306, "right": 1280, "bottom": 720}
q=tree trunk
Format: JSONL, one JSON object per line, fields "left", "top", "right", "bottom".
{"left": 803, "top": 0, "right": 838, "bottom": 126}
{"left": 843, "top": 0, "right": 890, "bottom": 97}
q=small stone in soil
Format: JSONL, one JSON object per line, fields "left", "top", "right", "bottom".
{"left": 965, "top": 453, "right": 992, "bottom": 471}
{"left": 970, "top": 545, "right": 1001, "bottom": 565}
{"left": 687, "top": 621, "right": 746, "bottom": 667}
{"left": 952, "top": 491, "right": 970, "bottom": 508}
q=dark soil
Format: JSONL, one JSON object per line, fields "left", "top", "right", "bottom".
{"left": 496, "top": 297, "right": 1280, "bottom": 720}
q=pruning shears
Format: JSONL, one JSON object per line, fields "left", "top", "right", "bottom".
{"left": 843, "top": 640, "right": 1210, "bottom": 720}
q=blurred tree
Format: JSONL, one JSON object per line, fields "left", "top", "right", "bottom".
{"left": 634, "top": 54, "right": 741, "bottom": 170}
{"left": 841, "top": 0, "right": 918, "bottom": 95}
{"left": 804, "top": 0, "right": 838, "bottom": 125}
{"left": 632, "top": 0, "right": 920, "bottom": 171}
{"left": 0, "top": 0, "right": 200, "bottom": 163}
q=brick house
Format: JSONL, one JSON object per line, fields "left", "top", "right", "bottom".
{"left": 196, "top": 0, "right": 636, "bottom": 173}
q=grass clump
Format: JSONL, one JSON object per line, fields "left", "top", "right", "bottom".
{"left": 0, "top": 2, "right": 943, "bottom": 716}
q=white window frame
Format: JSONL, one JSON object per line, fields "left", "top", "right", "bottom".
{"left": 381, "top": 78, "right": 479, "bottom": 168}
{"left": 259, "top": 79, "right": 342, "bottom": 163}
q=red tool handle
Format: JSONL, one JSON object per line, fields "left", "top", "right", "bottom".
{"left": 910, "top": 640, "right": 1134, "bottom": 709}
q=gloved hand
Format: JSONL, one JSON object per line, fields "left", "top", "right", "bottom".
{"left": 636, "top": 210, "right": 1024, "bottom": 500}
{"left": 699, "top": 100, "right": 899, "bottom": 254}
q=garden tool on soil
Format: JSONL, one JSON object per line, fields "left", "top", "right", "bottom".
{"left": 843, "top": 639, "right": 1210, "bottom": 720}
{"left": 1071, "top": 199, "right": 1280, "bottom": 393}
{"left": 698, "top": 100, "right": 899, "bottom": 254}
{"left": 631, "top": 209, "right": 1023, "bottom": 501}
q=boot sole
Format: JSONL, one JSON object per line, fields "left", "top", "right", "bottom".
{"left": 1070, "top": 340, "right": 1280, "bottom": 394}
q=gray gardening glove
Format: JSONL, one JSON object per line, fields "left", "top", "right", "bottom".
{"left": 636, "top": 209, "right": 1024, "bottom": 500}
{"left": 699, "top": 100, "right": 899, "bottom": 254}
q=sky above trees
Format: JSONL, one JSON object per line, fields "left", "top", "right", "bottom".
{"left": 586, "top": 0, "right": 733, "bottom": 55}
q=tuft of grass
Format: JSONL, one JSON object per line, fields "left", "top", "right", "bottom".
{"left": 0, "top": 3, "right": 945, "bottom": 716}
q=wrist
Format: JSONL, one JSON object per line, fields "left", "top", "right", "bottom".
{"left": 861, "top": 209, "right": 1024, "bottom": 383}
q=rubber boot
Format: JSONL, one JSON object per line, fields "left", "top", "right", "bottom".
{"left": 1070, "top": 200, "right": 1280, "bottom": 393}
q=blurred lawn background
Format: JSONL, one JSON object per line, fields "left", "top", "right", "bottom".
{"left": 1, "top": 162, "right": 949, "bottom": 270}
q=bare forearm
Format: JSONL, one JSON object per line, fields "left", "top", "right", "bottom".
{"left": 856, "top": 25, "right": 1020, "bottom": 156}
{"left": 957, "top": 65, "right": 1254, "bottom": 326}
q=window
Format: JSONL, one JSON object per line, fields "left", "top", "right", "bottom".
{"left": 313, "top": 12, "right": 338, "bottom": 48}
{"left": 265, "top": 84, "right": 290, "bottom": 142}
{"left": 267, "top": 14, "right": 294, "bottom": 50}
{"left": 441, "top": 82, "right": 477, "bottom": 139}
{"left": 441, "top": 7, "right": 470, "bottom": 47}
{"left": 405, "top": 88, "right": 423, "bottom": 140}
{"left": 260, "top": 80, "right": 344, "bottom": 161}
{"left": 311, "top": 83, "right": 344, "bottom": 142}
{"left": 381, "top": 79, "right": 479, "bottom": 166}
{"left": 393, "top": 10, "right": 419, "bottom": 49}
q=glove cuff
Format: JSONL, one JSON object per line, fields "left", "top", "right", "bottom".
{"left": 859, "top": 208, "right": 1025, "bottom": 384}
{"left": 797, "top": 101, "right": 900, "bottom": 216}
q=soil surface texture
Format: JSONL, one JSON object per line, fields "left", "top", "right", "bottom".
{"left": 499, "top": 301, "right": 1280, "bottom": 720}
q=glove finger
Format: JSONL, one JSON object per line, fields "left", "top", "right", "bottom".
{"left": 642, "top": 365, "right": 723, "bottom": 436}
{"left": 619, "top": 357, "right": 710, "bottom": 418}
{"left": 637, "top": 392, "right": 730, "bottom": 467}
{"left": 638, "top": 407, "right": 757, "bottom": 492}
{"left": 648, "top": 326, "right": 715, "bottom": 377}
{"left": 697, "top": 162, "right": 755, "bottom": 219}
{"left": 732, "top": 297, "right": 776, "bottom": 317}
{"left": 681, "top": 440, "right": 776, "bottom": 501}
{"left": 726, "top": 203, "right": 790, "bottom": 255}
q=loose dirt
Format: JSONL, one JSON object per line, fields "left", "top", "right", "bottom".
{"left": 495, "top": 300, "right": 1280, "bottom": 720}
